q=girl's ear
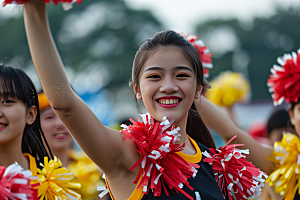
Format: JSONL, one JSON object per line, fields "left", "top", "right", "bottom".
{"left": 27, "top": 105, "right": 37, "bottom": 125}
{"left": 288, "top": 108, "right": 296, "bottom": 126}
{"left": 194, "top": 85, "right": 203, "bottom": 99}
{"left": 133, "top": 82, "right": 142, "bottom": 100}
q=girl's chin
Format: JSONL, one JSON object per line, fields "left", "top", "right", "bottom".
{"left": 152, "top": 114, "right": 181, "bottom": 123}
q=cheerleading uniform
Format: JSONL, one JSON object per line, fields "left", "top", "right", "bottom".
{"left": 105, "top": 138, "right": 225, "bottom": 200}
{"left": 23, "top": 153, "right": 39, "bottom": 176}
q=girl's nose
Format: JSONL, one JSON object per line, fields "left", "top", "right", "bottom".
{"left": 55, "top": 117, "right": 67, "bottom": 130}
{"left": 159, "top": 77, "right": 179, "bottom": 94}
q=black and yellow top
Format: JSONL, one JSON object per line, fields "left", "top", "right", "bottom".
{"left": 23, "top": 153, "right": 39, "bottom": 176}
{"left": 105, "top": 138, "right": 225, "bottom": 200}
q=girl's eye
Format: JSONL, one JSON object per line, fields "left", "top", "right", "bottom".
{"left": 46, "top": 117, "right": 54, "bottom": 120}
{"left": 147, "top": 75, "right": 161, "bottom": 79}
{"left": 176, "top": 73, "right": 189, "bottom": 78}
{"left": 2, "top": 100, "right": 14, "bottom": 104}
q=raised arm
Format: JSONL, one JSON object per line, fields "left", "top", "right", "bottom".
{"left": 195, "top": 96, "right": 275, "bottom": 174}
{"left": 23, "top": 1, "right": 133, "bottom": 174}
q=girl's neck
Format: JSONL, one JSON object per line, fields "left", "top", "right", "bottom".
{"left": 177, "top": 130, "right": 196, "bottom": 155}
{"left": 174, "top": 119, "right": 196, "bottom": 155}
{"left": 52, "top": 148, "right": 70, "bottom": 167}
{"left": 0, "top": 144, "right": 29, "bottom": 169}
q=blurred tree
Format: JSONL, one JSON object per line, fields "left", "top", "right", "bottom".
{"left": 195, "top": 8, "right": 300, "bottom": 100}
{"left": 0, "top": 0, "right": 163, "bottom": 91}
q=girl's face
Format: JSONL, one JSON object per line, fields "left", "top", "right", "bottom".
{"left": 134, "top": 46, "right": 202, "bottom": 129}
{"left": 0, "top": 95, "right": 36, "bottom": 145}
{"left": 40, "top": 107, "right": 72, "bottom": 152}
{"left": 289, "top": 102, "right": 300, "bottom": 136}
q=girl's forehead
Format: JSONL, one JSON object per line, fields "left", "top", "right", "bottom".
{"left": 142, "top": 46, "right": 193, "bottom": 71}
{"left": 41, "top": 107, "right": 55, "bottom": 115}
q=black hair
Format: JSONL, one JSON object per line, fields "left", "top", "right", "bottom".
{"left": 0, "top": 64, "right": 53, "bottom": 161}
{"left": 267, "top": 108, "right": 294, "bottom": 136}
{"left": 290, "top": 98, "right": 300, "bottom": 111}
{"left": 131, "top": 30, "right": 216, "bottom": 148}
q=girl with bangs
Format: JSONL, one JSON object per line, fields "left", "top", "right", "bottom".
{"left": 0, "top": 64, "right": 52, "bottom": 170}
{"left": 0, "top": 64, "right": 81, "bottom": 199}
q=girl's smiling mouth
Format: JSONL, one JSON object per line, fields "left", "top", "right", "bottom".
{"left": 156, "top": 96, "right": 182, "bottom": 108}
{"left": 0, "top": 123, "right": 7, "bottom": 130}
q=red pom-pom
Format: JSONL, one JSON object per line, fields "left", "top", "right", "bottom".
{"left": 203, "top": 136, "right": 267, "bottom": 200}
{"left": 0, "top": 162, "right": 38, "bottom": 200}
{"left": 121, "top": 113, "right": 199, "bottom": 200}
{"left": 186, "top": 35, "right": 213, "bottom": 78}
{"left": 267, "top": 48, "right": 300, "bottom": 105}
{"left": 3, "top": 0, "right": 82, "bottom": 7}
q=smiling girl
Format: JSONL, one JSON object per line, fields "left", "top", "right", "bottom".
{"left": 0, "top": 64, "right": 81, "bottom": 199}
{"left": 38, "top": 91, "right": 73, "bottom": 167}
{"left": 0, "top": 64, "right": 51, "bottom": 170}
{"left": 38, "top": 90, "right": 108, "bottom": 200}
{"left": 22, "top": 0, "right": 266, "bottom": 199}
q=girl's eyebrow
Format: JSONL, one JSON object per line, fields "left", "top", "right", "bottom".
{"left": 175, "top": 66, "right": 192, "bottom": 72}
{"left": 144, "top": 66, "right": 192, "bottom": 72}
{"left": 144, "top": 67, "right": 163, "bottom": 72}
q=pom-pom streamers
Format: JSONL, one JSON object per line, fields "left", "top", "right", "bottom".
{"left": 205, "top": 71, "right": 250, "bottom": 107}
{"left": 267, "top": 48, "right": 300, "bottom": 105}
{"left": 3, "top": 0, "right": 82, "bottom": 8}
{"left": 181, "top": 34, "right": 213, "bottom": 78}
{"left": 0, "top": 162, "right": 38, "bottom": 200}
{"left": 203, "top": 135, "right": 267, "bottom": 200}
{"left": 31, "top": 157, "right": 81, "bottom": 200}
{"left": 267, "top": 133, "right": 300, "bottom": 200}
{"left": 121, "top": 113, "right": 199, "bottom": 199}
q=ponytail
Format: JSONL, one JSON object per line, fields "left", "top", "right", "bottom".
{"left": 187, "top": 102, "right": 216, "bottom": 148}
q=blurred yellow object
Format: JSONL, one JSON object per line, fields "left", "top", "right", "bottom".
{"left": 267, "top": 133, "right": 300, "bottom": 200}
{"left": 38, "top": 92, "right": 51, "bottom": 111}
{"left": 68, "top": 150, "right": 105, "bottom": 200}
{"left": 205, "top": 71, "right": 250, "bottom": 106}
{"left": 32, "top": 156, "right": 81, "bottom": 200}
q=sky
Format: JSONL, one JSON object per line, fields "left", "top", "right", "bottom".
{"left": 1, "top": 0, "right": 299, "bottom": 32}
{"left": 124, "top": 0, "right": 300, "bottom": 32}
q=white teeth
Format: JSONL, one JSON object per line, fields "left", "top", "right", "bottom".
{"left": 56, "top": 134, "right": 66, "bottom": 137}
{"left": 159, "top": 99, "right": 179, "bottom": 105}
{"left": 0, "top": 124, "right": 6, "bottom": 127}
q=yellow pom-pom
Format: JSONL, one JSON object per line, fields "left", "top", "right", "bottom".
{"left": 32, "top": 157, "right": 81, "bottom": 200}
{"left": 205, "top": 71, "right": 250, "bottom": 106}
{"left": 267, "top": 133, "right": 300, "bottom": 200}
{"left": 68, "top": 150, "right": 105, "bottom": 199}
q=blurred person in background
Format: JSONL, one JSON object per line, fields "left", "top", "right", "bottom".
{"left": 39, "top": 90, "right": 108, "bottom": 200}
{"left": 196, "top": 48, "right": 300, "bottom": 199}
{"left": 266, "top": 108, "right": 296, "bottom": 145}
{"left": 248, "top": 108, "right": 296, "bottom": 200}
